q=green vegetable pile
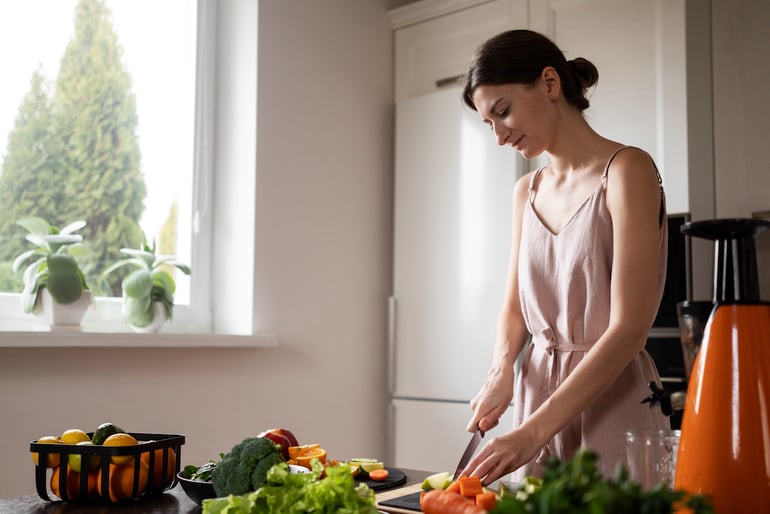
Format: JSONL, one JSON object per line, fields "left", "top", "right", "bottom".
{"left": 212, "top": 437, "right": 284, "bottom": 497}
{"left": 203, "top": 461, "right": 378, "bottom": 514}
{"left": 492, "top": 451, "right": 714, "bottom": 514}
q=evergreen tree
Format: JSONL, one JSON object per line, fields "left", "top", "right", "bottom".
{"left": 0, "top": 0, "right": 147, "bottom": 295}
{"left": 0, "top": 70, "right": 61, "bottom": 291}
{"left": 54, "top": 0, "right": 145, "bottom": 294}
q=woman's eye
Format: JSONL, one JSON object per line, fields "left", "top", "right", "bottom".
{"left": 497, "top": 108, "right": 509, "bottom": 118}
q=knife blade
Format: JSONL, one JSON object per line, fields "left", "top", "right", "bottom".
{"left": 452, "top": 429, "right": 484, "bottom": 480}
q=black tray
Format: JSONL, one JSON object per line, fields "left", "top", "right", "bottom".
{"left": 355, "top": 466, "right": 407, "bottom": 491}
{"left": 30, "top": 432, "right": 185, "bottom": 504}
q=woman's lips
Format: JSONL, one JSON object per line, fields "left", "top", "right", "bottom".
{"left": 510, "top": 135, "right": 524, "bottom": 149}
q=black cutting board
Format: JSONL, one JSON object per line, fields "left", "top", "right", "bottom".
{"left": 355, "top": 466, "right": 407, "bottom": 491}
{"left": 378, "top": 490, "right": 422, "bottom": 512}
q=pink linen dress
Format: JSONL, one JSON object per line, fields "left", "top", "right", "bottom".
{"left": 511, "top": 146, "right": 670, "bottom": 481}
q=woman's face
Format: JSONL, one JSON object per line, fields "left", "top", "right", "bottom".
{"left": 471, "top": 80, "right": 555, "bottom": 159}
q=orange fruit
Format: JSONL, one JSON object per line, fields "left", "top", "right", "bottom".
{"left": 294, "top": 447, "right": 327, "bottom": 469}
{"left": 103, "top": 433, "right": 138, "bottom": 465}
{"left": 288, "top": 444, "right": 320, "bottom": 460}
{"left": 141, "top": 447, "right": 177, "bottom": 492}
{"left": 32, "top": 436, "right": 61, "bottom": 468}
{"left": 51, "top": 464, "right": 98, "bottom": 500}
{"left": 97, "top": 461, "right": 149, "bottom": 502}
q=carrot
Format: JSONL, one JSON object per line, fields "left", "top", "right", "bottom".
{"left": 475, "top": 491, "right": 497, "bottom": 511}
{"left": 446, "top": 480, "right": 462, "bottom": 494}
{"left": 458, "top": 476, "right": 484, "bottom": 498}
{"left": 421, "top": 490, "right": 486, "bottom": 514}
{"left": 368, "top": 468, "right": 389, "bottom": 481}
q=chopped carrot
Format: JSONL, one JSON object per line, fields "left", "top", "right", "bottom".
{"left": 475, "top": 491, "right": 497, "bottom": 511}
{"left": 420, "top": 491, "right": 427, "bottom": 506}
{"left": 458, "top": 476, "right": 484, "bottom": 498}
{"left": 446, "top": 480, "right": 462, "bottom": 494}
{"left": 368, "top": 468, "right": 389, "bottom": 481}
{"left": 421, "top": 490, "right": 486, "bottom": 514}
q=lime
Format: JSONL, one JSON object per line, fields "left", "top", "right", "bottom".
{"left": 68, "top": 441, "right": 101, "bottom": 473}
{"left": 358, "top": 461, "right": 384, "bottom": 473}
{"left": 92, "top": 422, "right": 125, "bottom": 445}
{"left": 421, "top": 471, "right": 452, "bottom": 491}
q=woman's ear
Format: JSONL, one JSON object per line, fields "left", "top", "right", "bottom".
{"left": 541, "top": 66, "right": 561, "bottom": 102}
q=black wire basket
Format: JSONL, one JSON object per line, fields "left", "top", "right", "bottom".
{"left": 30, "top": 432, "right": 185, "bottom": 504}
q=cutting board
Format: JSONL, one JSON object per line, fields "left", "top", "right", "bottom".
{"left": 376, "top": 483, "right": 423, "bottom": 513}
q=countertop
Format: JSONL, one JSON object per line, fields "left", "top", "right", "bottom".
{"left": 0, "top": 469, "right": 432, "bottom": 514}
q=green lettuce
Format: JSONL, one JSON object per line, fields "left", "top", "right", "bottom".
{"left": 202, "top": 461, "right": 378, "bottom": 514}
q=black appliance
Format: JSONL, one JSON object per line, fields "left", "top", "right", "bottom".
{"left": 644, "top": 213, "right": 691, "bottom": 429}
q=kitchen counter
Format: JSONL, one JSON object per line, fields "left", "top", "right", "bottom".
{"left": 0, "top": 469, "right": 433, "bottom": 514}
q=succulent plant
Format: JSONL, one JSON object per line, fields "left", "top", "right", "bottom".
{"left": 103, "top": 233, "right": 190, "bottom": 328}
{"left": 11, "top": 217, "right": 90, "bottom": 314}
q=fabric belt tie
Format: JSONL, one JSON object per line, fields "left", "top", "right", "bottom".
{"left": 531, "top": 327, "right": 593, "bottom": 394}
{"left": 531, "top": 327, "right": 593, "bottom": 465}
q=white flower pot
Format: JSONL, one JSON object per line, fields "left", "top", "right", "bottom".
{"left": 128, "top": 302, "right": 168, "bottom": 333}
{"left": 35, "top": 289, "right": 92, "bottom": 330}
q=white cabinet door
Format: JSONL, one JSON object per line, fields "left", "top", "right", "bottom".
{"left": 394, "top": 0, "right": 528, "bottom": 102}
{"left": 391, "top": 398, "right": 515, "bottom": 474}
{"left": 392, "top": 87, "right": 522, "bottom": 402}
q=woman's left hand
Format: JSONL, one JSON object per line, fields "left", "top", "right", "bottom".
{"left": 461, "top": 427, "right": 540, "bottom": 485}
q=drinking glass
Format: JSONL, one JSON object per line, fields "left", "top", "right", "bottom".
{"left": 625, "top": 429, "right": 680, "bottom": 489}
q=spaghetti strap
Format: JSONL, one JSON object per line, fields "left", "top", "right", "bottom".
{"left": 601, "top": 146, "right": 663, "bottom": 189}
{"left": 528, "top": 167, "right": 544, "bottom": 204}
{"left": 601, "top": 145, "right": 666, "bottom": 224}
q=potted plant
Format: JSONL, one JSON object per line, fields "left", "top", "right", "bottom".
{"left": 104, "top": 234, "right": 191, "bottom": 333}
{"left": 11, "top": 216, "right": 92, "bottom": 328}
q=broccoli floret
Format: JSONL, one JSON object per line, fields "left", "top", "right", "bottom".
{"left": 212, "top": 437, "right": 284, "bottom": 496}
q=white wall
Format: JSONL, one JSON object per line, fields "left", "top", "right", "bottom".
{"left": 0, "top": 0, "right": 393, "bottom": 499}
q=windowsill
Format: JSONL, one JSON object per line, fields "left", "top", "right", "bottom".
{"left": 0, "top": 330, "right": 278, "bottom": 348}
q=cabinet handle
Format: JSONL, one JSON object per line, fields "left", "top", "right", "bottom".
{"left": 435, "top": 74, "right": 465, "bottom": 88}
{"left": 387, "top": 296, "right": 397, "bottom": 395}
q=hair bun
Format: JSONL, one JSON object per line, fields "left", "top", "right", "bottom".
{"left": 568, "top": 57, "right": 599, "bottom": 89}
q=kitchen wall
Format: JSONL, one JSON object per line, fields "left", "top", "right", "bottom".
{"left": 0, "top": 0, "right": 393, "bottom": 498}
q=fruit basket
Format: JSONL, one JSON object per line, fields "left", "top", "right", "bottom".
{"left": 30, "top": 432, "right": 185, "bottom": 504}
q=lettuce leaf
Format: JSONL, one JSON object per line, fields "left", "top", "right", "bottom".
{"left": 202, "top": 461, "right": 378, "bottom": 514}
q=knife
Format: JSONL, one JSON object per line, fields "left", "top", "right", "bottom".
{"left": 452, "top": 428, "right": 484, "bottom": 480}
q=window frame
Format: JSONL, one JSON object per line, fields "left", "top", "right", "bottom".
{"left": 0, "top": 0, "right": 266, "bottom": 342}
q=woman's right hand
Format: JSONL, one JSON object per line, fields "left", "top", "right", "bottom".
{"left": 467, "top": 366, "right": 514, "bottom": 433}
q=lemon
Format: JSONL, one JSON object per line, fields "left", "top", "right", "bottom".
{"left": 61, "top": 428, "right": 90, "bottom": 445}
{"left": 32, "top": 436, "right": 61, "bottom": 468}
{"left": 68, "top": 441, "right": 102, "bottom": 473}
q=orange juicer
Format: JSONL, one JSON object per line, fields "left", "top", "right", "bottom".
{"left": 674, "top": 218, "right": 770, "bottom": 513}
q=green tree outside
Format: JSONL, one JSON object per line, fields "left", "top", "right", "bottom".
{"left": 0, "top": 0, "right": 147, "bottom": 297}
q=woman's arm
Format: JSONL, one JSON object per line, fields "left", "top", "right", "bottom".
{"left": 464, "top": 148, "right": 665, "bottom": 483}
{"left": 466, "top": 172, "right": 533, "bottom": 433}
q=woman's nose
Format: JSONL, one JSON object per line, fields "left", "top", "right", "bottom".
{"left": 492, "top": 124, "right": 508, "bottom": 146}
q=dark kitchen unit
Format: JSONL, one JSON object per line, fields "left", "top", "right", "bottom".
{"left": 644, "top": 213, "right": 692, "bottom": 430}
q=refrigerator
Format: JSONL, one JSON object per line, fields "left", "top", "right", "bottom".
{"left": 388, "top": 87, "right": 524, "bottom": 472}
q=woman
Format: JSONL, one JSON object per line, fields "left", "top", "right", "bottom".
{"left": 459, "top": 29, "right": 669, "bottom": 485}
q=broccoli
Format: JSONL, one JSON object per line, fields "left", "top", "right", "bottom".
{"left": 211, "top": 437, "right": 284, "bottom": 496}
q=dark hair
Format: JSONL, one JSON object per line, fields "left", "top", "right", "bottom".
{"left": 462, "top": 29, "right": 599, "bottom": 112}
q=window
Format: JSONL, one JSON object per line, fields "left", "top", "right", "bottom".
{"left": 0, "top": 0, "right": 258, "bottom": 336}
